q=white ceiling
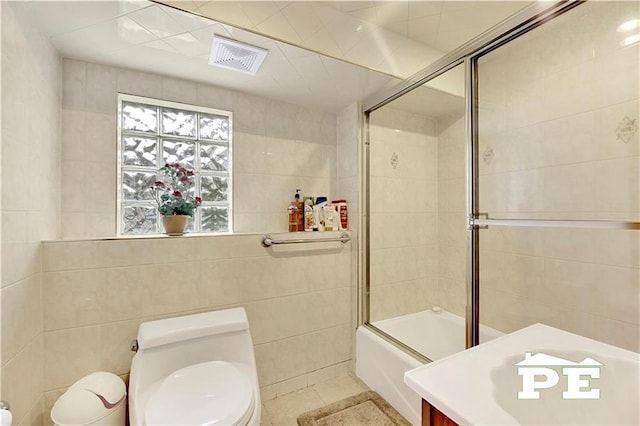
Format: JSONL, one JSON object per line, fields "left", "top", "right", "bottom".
{"left": 325, "top": 1, "right": 529, "bottom": 53}
{"left": 163, "top": 1, "right": 530, "bottom": 77}
{"left": 24, "top": 1, "right": 530, "bottom": 114}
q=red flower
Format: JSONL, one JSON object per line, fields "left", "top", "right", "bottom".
{"left": 195, "top": 196, "right": 202, "bottom": 204}
{"left": 172, "top": 190, "right": 182, "bottom": 197}
{"left": 154, "top": 181, "right": 165, "bottom": 187}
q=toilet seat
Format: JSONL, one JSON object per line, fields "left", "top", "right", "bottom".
{"left": 144, "top": 361, "right": 255, "bottom": 426}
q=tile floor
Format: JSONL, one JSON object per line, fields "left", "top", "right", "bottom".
{"left": 261, "top": 374, "right": 370, "bottom": 425}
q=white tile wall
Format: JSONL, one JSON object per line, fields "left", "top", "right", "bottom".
{"left": 1, "top": 2, "right": 62, "bottom": 424}
{"left": 41, "top": 234, "right": 354, "bottom": 412}
{"left": 60, "top": 59, "right": 337, "bottom": 239}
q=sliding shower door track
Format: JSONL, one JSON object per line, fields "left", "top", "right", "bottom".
{"left": 363, "top": 323, "right": 433, "bottom": 365}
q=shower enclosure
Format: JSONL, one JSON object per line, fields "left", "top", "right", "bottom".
{"left": 357, "top": 1, "right": 639, "bottom": 422}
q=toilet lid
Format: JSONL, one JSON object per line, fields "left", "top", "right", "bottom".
{"left": 145, "top": 361, "right": 254, "bottom": 426}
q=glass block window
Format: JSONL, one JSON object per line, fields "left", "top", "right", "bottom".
{"left": 117, "top": 94, "right": 232, "bottom": 235}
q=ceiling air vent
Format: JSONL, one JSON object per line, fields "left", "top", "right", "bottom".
{"left": 208, "top": 35, "right": 268, "bottom": 75}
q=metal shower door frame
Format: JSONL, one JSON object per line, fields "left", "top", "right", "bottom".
{"left": 359, "top": 0, "right": 614, "bottom": 354}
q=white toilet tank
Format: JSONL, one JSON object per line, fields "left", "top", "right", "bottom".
{"left": 128, "top": 308, "right": 261, "bottom": 426}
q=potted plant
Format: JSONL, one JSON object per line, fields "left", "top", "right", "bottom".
{"left": 152, "top": 162, "right": 202, "bottom": 235}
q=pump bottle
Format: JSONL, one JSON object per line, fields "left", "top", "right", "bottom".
{"left": 288, "top": 189, "right": 302, "bottom": 232}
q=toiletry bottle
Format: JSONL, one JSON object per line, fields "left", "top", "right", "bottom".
{"left": 303, "top": 196, "right": 315, "bottom": 232}
{"left": 288, "top": 190, "right": 300, "bottom": 232}
{"left": 295, "top": 189, "right": 304, "bottom": 232}
{"left": 332, "top": 199, "right": 348, "bottom": 230}
{"left": 314, "top": 197, "right": 328, "bottom": 232}
{"left": 323, "top": 203, "right": 337, "bottom": 231}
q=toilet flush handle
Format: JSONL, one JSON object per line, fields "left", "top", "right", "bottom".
{"left": 131, "top": 340, "right": 139, "bottom": 352}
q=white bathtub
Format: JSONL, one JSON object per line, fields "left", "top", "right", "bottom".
{"left": 355, "top": 309, "right": 503, "bottom": 425}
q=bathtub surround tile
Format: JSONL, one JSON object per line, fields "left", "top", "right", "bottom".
{"left": 368, "top": 105, "right": 446, "bottom": 322}
{"left": 590, "top": 317, "right": 639, "bottom": 353}
{"left": 593, "top": 265, "right": 640, "bottom": 325}
{"left": 595, "top": 101, "right": 639, "bottom": 159}
{"left": 595, "top": 156, "right": 640, "bottom": 214}
{"left": 592, "top": 229, "right": 639, "bottom": 269}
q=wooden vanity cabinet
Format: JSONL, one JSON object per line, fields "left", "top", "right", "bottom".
{"left": 422, "top": 399, "right": 458, "bottom": 426}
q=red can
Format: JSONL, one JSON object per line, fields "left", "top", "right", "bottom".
{"left": 332, "top": 200, "right": 348, "bottom": 230}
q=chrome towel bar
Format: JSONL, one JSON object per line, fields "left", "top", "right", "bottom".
{"left": 262, "top": 232, "right": 350, "bottom": 247}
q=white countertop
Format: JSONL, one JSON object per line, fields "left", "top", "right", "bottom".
{"left": 404, "top": 323, "right": 639, "bottom": 425}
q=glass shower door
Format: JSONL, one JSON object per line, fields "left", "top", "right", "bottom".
{"left": 475, "top": 0, "right": 640, "bottom": 352}
{"left": 366, "top": 64, "right": 469, "bottom": 361}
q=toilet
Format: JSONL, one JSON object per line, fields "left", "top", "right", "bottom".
{"left": 128, "top": 307, "right": 261, "bottom": 426}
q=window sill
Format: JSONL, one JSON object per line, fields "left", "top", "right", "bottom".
{"left": 42, "top": 231, "right": 234, "bottom": 243}
{"left": 42, "top": 230, "right": 352, "bottom": 244}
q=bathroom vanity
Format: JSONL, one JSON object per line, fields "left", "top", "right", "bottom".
{"left": 405, "top": 323, "right": 639, "bottom": 425}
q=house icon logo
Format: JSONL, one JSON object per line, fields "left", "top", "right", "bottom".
{"left": 516, "top": 352, "right": 602, "bottom": 400}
